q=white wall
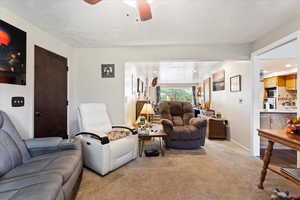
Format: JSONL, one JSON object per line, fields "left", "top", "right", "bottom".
{"left": 74, "top": 44, "right": 250, "bottom": 131}
{"left": 124, "top": 63, "right": 138, "bottom": 126}
{"left": 251, "top": 31, "right": 300, "bottom": 163}
{"left": 252, "top": 14, "right": 300, "bottom": 51}
{"left": 201, "top": 61, "right": 252, "bottom": 150}
{"left": 0, "top": 7, "right": 77, "bottom": 139}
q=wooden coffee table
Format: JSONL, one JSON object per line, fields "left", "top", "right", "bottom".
{"left": 257, "top": 129, "right": 300, "bottom": 189}
{"left": 138, "top": 130, "right": 167, "bottom": 157}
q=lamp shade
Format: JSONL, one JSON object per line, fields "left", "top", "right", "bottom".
{"left": 140, "top": 103, "right": 155, "bottom": 115}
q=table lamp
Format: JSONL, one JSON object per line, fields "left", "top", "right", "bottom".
{"left": 140, "top": 103, "right": 155, "bottom": 123}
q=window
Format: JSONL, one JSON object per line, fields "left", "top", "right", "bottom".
{"left": 160, "top": 87, "right": 194, "bottom": 104}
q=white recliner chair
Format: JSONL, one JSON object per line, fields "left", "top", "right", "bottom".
{"left": 76, "top": 103, "right": 138, "bottom": 175}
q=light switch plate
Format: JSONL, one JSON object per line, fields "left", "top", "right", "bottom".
{"left": 12, "top": 97, "right": 25, "bottom": 107}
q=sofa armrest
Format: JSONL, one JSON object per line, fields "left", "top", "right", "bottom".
{"left": 25, "top": 137, "right": 81, "bottom": 157}
{"left": 112, "top": 125, "right": 138, "bottom": 135}
{"left": 190, "top": 118, "right": 207, "bottom": 129}
{"left": 25, "top": 137, "right": 63, "bottom": 149}
{"left": 161, "top": 119, "right": 174, "bottom": 133}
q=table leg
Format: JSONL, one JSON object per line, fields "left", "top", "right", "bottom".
{"left": 258, "top": 140, "right": 274, "bottom": 190}
{"left": 139, "top": 139, "right": 142, "bottom": 157}
{"left": 139, "top": 139, "right": 144, "bottom": 157}
{"left": 160, "top": 137, "right": 165, "bottom": 156}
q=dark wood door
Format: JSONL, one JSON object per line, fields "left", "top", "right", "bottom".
{"left": 34, "top": 46, "right": 68, "bottom": 139}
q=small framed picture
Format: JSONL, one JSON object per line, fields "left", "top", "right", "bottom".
{"left": 230, "top": 75, "right": 241, "bottom": 92}
{"left": 101, "top": 64, "right": 115, "bottom": 78}
{"left": 137, "top": 78, "right": 140, "bottom": 93}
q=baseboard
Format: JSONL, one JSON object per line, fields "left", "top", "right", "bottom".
{"left": 231, "top": 139, "right": 250, "bottom": 152}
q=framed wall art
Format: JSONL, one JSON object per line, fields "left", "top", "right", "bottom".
{"left": 212, "top": 70, "right": 225, "bottom": 91}
{"left": 0, "top": 20, "right": 27, "bottom": 85}
{"left": 230, "top": 75, "right": 241, "bottom": 92}
{"left": 101, "top": 64, "right": 115, "bottom": 78}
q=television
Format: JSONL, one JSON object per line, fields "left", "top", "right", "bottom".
{"left": 0, "top": 20, "right": 26, "bottom": 85}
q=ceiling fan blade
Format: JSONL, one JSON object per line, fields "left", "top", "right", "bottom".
{"left": 84, "top": 0, "right": 102, "bottom": 5}
{"left": 137, "top": 0, "right": 152, "bottom": 21}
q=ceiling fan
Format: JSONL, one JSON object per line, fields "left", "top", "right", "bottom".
{"left": 84, "top": 0, "right": 153, "bottom": 22}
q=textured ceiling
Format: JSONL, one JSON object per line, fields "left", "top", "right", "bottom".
{"left": 1, "top": 0, "right": 300, "bottom": 47}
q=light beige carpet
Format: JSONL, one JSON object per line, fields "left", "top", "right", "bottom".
{"left": 75, "top": 140, "right": 300, "bottom": 200}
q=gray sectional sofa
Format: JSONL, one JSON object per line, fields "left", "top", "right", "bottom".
{"left": 0, "top": 111, "right": 82, "bottom": 200}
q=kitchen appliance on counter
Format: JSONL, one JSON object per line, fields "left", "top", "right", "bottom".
{"left": 264, "top": 98, "right": 276, "bottom": 111}
{"left": 266, "top": 87, "right": 277, "bottom": 98}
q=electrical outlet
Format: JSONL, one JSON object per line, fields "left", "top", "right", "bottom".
{"left": 12, "top": 97, "right": 25, "bottom": 107}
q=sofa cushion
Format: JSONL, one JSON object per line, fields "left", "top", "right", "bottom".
{"left": 2, "top": 150, "right": 81, "bottom": 183}
{"left": 79, "top": 103, "right": 113, "bottom": 134}
{"left": 0, "top": 111, "right": 31, "bottom": 163}
{"left": 182, "top": 102, "right": 193, "bottom": 113}
{"left": 170, "top": 125, "right": 202, "bottom": 140}
{"left": 0, "top": 174, "right": 63, "bottom": 200}
{"left": 172, "top": 116, "right": 184, "bottom": 126}
{"left": 0, "top": 129, "right": 23, "bottom": 177}
{"left": 190, "top": 118, "right": 207, "bottom": 129}
{"left": 108, "top": 131, "right": 130, "bottom": 141}
{"left": 183, "top": 113, "right": 194, "bottom": 125}
{"left": 169, "top": 102, "right": 183, "bottom": 116}
{"left": 159, "top": 103, "right": 172, "bottom": 120}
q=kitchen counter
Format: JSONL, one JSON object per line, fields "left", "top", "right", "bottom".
{"left": 260, "top": 111, "right": 297, "bottom": 130}
{"left": 260, "top": 111, "right": 297, "bottom": 148}
{"left": 260, "top": 110, "right": 297, "bottom": 114}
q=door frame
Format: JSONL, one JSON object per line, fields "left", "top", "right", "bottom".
{"left": 250, "top": 31, "right": 300, "bottom": 166}
{"left": 34, "top": 45, "right": 69, "bottom": 138}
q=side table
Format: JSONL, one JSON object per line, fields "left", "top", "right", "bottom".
{"left": 138, "top": 130, "right": 167, "bottom": 157}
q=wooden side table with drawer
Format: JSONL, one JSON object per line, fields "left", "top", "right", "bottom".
{"left": 208, "top": 118, "right": 228, "bottom": 139}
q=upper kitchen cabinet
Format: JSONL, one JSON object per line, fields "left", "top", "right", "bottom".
{"left": 264, "top": 76, "right": 285, "bottom": 88}
{"left": 285, "top": 74, "right": 297, "bottom": 91}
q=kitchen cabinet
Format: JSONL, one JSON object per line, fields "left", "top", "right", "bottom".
{"left": 264, "top": 77, "right": 285, "bottom": 88}
{"left": 285, "top": 74, "right": 297, "bottom": 91}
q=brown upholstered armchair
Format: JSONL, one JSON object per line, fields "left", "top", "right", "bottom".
{"left": 159, "top": 101, "right": 207, "bottom": 149}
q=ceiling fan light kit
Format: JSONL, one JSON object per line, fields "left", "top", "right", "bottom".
{"left": 84, "top": 0, "right": 102, "bottom": 5}
{"left": 137, "top": 0, "right": 152, "bottom": 21}
{"left": 83, "top": 0, "right": 153, "bottom": 22}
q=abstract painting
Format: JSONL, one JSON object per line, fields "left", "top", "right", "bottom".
{"left": 0, "top": 20, "right": 26, "bottom": 85}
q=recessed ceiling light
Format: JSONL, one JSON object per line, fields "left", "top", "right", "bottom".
{"left": 286, "top": 64, "right": 292, "bottom": 68}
